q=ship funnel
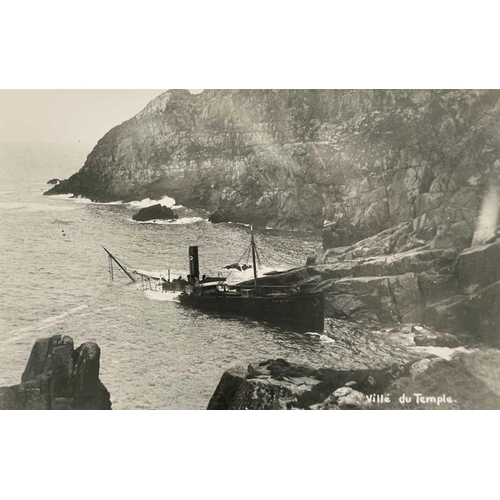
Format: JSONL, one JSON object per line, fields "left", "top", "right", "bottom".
{"left": 189, "top": 246, "right": 200, "bottom": 282}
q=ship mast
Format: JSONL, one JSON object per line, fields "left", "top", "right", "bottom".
{"left": 250, "top": 225, "right": 259, "bottom": 291}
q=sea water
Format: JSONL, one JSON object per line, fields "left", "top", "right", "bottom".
{"left": 1, "top": 142, "right": 363, "bottom": 409}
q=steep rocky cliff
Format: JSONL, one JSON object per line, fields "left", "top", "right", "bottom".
{"left": 46, "top": 90, "right": 500, "bottom": 235}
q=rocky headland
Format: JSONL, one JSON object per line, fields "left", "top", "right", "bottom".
{"left": 45, "top": 89, "right": 500, "bottom": 235}
{"left": 0, "top": 335, "right": 111, "bottom": 410}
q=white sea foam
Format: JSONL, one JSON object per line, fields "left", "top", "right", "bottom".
{"left": 50, "top": 193, "right": 76, "bottom": 199}
{"left": 5, "top": 304, "right": 89, "bottom": 343}
{"left": 129, "top": 196, "right": 176, "bottom": 208}
{"left": 96, "top": 306, "right": 118, "bottom": 312}
{"left": 413, "top": 345, "right": 472, "bottom": 361}
{"left": 319, "top": 334, "right": 335, "bottom": 344}
{"left": 168, "top": 217, "right": 205, "bottom": 225}
{"left": 73, "top": 197, "right": 123, "bottom": 205}
{"left": 49, "top": 193, "right": 123, "bottom": 205}
{"left": 0, "top": 202, "right": 75, "bottom": 212}
{"left": 133, "top": 217, "right": 206, "bottom": 225}
{"left": 39, "top": 304, "right": 89, "bottom": 325}
{"left": 72, "top": 197, "right": 93, "bottom": 204}
{"left": 143, "top": 290, "right": 181, "bottom": 301}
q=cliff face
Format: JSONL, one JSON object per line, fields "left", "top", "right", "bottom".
{"left": 47, "top": 89, "right": 500, "bottom": 234}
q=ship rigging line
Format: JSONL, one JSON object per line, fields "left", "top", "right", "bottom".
{"left": 224, "top": 243, "right": 252, "bottom": 281}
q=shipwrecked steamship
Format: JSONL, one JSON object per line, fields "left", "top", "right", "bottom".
{"left": 103, "top": 228, "right": 324, "bottom": 332}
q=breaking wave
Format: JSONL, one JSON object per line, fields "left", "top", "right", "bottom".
{"left": 129, "top": 196, "right": 176, "bottom": 208}
{"left": 143, "top": 290, "right": 181, "bottom": 302}
{"left": 49, "top": 193, "right": 123, "bottom": 205}
{"left": 133, "top": 217, "right": 206, "bottom": 225}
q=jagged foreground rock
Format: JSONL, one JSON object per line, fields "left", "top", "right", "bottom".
{"left": 208, "top": 351, "right": 500, "bottom": 410}
{"left": 0, "top": 335, "right": 111, "bottom": 410}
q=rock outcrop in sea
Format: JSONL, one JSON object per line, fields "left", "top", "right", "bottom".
{"left": 0, "top": 335, "right": 111, "bottom": 410}
{"left": 132, "top": 203, "right": 178, "bottom": 221}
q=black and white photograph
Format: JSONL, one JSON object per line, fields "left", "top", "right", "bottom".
{"left": 2, "top": 2, "right": 500, "bottom": 498}
{"left": 2, "top": 88, "right": 500, "bottom": 411}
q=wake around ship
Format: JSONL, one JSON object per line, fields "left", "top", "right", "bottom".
{"left": 102, "top": 227, "right": 324, "bottom": 332}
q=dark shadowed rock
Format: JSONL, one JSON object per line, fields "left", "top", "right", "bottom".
{"left": 207, "top": 358, "right": 409, "bottom": 410}
{"left": 50, "top": 343, "right": 75, "bottom": 397}
{"left": 47, "top": 178, "right": 60, "bottom": 185}
{"left": 378, "top": 350, "right": 500, "bottom": 410}
{"left": 208, "top": 348, "right": 500, "bottom": 410}
{"left": 305, "top": 255, "right": 316, "bottom": 266}
{"left": 75, "top": 343, "right": 101, "bottom": 397}
{"left": 132, "top": 204, "right": 178, "bottom": 222}
{"left": 208, "top": 208, "right": 225, "bottom": 223}
{"left": 21, "top": 337, "right": 52, "bottom": 382}
{"left": 0, "top": 335, "right": 111, "bottom": 410}
{"left": 0, "top": 387, "right": 22, "bottom": 410}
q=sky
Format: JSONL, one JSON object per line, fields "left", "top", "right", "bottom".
{"left": 0, "top": 90, "right": 203, "bottom": 146}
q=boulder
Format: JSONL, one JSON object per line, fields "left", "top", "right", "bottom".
{"left": 424, "top": 280, "right": 500, "bottom": 342}
{"left": 208, "top": 358, "right": 413, "bottom": 410}
{"left": 208, "top": 207, "right": 225, "bottom": 223}
{"left": 378, "top": 350, "right": 500, "bottom": 410}
{"left": 0, "top": 335, "right": 111, "bottom": 410}
{"left": 315, "top": 387, "right": 372, "bottom": 410}
{"left": 327, "top": 273, "right": 423, "bottom": 324}
{"left": 47, "top": 178, "right": 60, "bottom": 185}
{"left": 408, "top": 357, "right": 442, "bottom": 379}
{"left": 132, "top": 204, "right": 178, "bottom": 221}
{"left": 209, "top": 349, "right": 500, "bottom": 410}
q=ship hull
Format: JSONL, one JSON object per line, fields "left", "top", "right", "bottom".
{"left": 178, "top": 291, "right": 324, "bottom": 332}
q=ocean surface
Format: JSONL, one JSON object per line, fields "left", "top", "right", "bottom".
{"left": 0, "top": 142, "right": 358, "bottom": 409}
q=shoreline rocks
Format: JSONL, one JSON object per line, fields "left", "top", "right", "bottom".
{"left": 0, "top": 335, "right": 111, "bottom": 410}
{"left": 208, "top": 349, "right": 500, "bottom": 410}
{"left": 303, "top": 238, "right": 500, "bottom": 343}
